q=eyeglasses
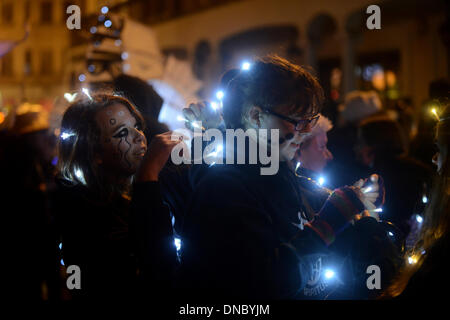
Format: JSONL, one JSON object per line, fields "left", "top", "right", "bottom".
{"left": 263, "top": 109, "right": 320, "bottom": 132}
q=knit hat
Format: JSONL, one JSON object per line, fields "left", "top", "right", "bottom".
{"left": 339, "top": 91, "right": 382, "bottom": 124}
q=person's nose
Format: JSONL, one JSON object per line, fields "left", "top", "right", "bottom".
{"left": 132, "top": 127, "right": 147, "bottom": 146}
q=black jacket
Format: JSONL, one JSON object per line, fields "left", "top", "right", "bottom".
{"left": 55, "top": 180, "right": 177, "bottom": 300}
{"left": 177, "top": 161, "right": 401, "bottom": 299}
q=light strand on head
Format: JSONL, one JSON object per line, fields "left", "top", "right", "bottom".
{"left": 82, "top": 88, "right": 93, "bottom": 101}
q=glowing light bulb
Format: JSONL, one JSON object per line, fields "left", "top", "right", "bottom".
{"left": 363, "top": 186, "right": 372, "bottom": 193}
{"left": 388, "top": 231, "right": 394, "bottom": 236}
{"left": 324, "top": 269, "right": 335, "bottom": 279}
{"left": 373, "top": 208, "right": 383, "bottom": 213}
{"left": 64, "top": 93, "right": 77, "bottom": 103}
{"left": 216, "top": 90, "right": 224, "bottom": 100}
{"left": 104, "top": 20, "right": 112, "bottom": 28}
{"left": 60, "top": 131, "right": 75, "bottom": 140}
{"left": 295, "top": 162, "right": 301, "bottom": 171}
{"left": 101, "top": 6, "right": 109, "bottom": 14}
{"left": 241, "top": 61, "right": 251, "bottom": 71}
{"left": 174, "top": 238, "right": 181, "bottom": 251}
{"left": 210, "top": 101, "right": 219, "bottom": 110}
{"left": 422, "top": 195, "right": 428, "bottom": 204}
{"left": 82, "top": 88, "right": 92, "bottom": 101}
{"left": 318, "top": 176, "right": 325, "bottom": 186}
{"left": 416, "top": 215, "right": 423, "bottom": 224}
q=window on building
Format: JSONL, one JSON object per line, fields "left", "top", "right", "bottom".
{"left": 0, "top": 52, "right": 14, "bottom": 77}
{"left": 1, "top": 2, "right": 14, "bottom": 24}
{"left": 24, "top": 1, "right": 31, "bottom": 23}
{"left": 24, "top": 50, "right": 33, "bottom": 75}
{"left": 41, "top": 50, "right": 53, "bottom": 75}
{"left": 40, "top": 1, "right": 53, "bottom": 24}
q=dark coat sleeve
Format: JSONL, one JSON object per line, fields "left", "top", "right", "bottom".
{"left": 178, "top": 170, "right": 335, "bottom": 299}
{"left": 130, "top": 181, "right": 178, "bottom": 298}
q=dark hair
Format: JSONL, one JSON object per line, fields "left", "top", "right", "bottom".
{"left": 57, "top": 94, "right": 145, "bottom": 199}
{"left": 222, "top": 55, "right": 324, "bottom": 129}
{"left": 382, "top": 104, "right": 450, "bottom": 298}
{"left": 358, "top": 117, "right": 407, "bottom": 156}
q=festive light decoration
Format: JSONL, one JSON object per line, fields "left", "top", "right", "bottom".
{"left": 372, "top": 208, "right": 383, "bottom": 213}
{"left": 388, "top": 231, "right": 394, "bottom": 236}
{"left": 295, "top": 162, "right": 301, "bottom": 171}
{"left": 210, "top": 101, "right": 219, "bottom": 111}
{"left": 78, "top": 74, "right": 86, "bottom": 82}
{"left": 408, "top": 256, "right": 418, "bottom": 264}
{"left": 216, "top": 90, "right": 224, "bottom": 100}
{"left": 101, "top": 6, "right": 109, "bottom": 14}
{"left": 241, "top": 61, "right": 251, "bottom": 71}
{"left": 362, "top": 186, "right": 373, "bottom": 193}
{"left": 90, "top": 26, "right": 97, "bottom": 34}
{"left": 174, "top": 238, "right": 181, "bottom": 251}
{"left": 64, "top": 92, "right": 77, "bottom": 103}
{"left": 416, "top": 214, "right": 423, "bottom": 224}
{"left": 60, "top": 131, "right": 75, "bottom": 140}
{"left": 121, "top": 52, "right": 129, "bottom": 60}
{"left": 324, "top": 269, "right": 335, "bottom": 279}
{"left": 318, "top": 176, "right": 325, "bottom": 186}
{"left": 82, "top": 88, "right": 93, "bottom": 101}
{"left": 206, "top": 145, "right": 223, "bottom": 158}
{"left": 104, "top": 20, "right": 112, "bottom": 28}
{"left": 422, "top": 195, "right": 428, "bottom": 204}
{"left": 431, "top": 108, "right": 440, "bottom": 121}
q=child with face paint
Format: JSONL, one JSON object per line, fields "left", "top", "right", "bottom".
{"left": 55, "top": 94, "right": 184, "bottom": 300}
{"left": 178, "top": 56, "right": 388, "bottom": 299}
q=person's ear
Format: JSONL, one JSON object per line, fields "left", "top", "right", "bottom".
{"left": 248, "top": 106, "right": 263, "bottom": 128}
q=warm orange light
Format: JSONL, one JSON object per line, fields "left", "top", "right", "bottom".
{"left": 0, "top": 112, "right": 5, "bottom": 124}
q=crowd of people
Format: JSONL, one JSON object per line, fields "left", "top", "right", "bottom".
{"left": 1, "top": 55, "right": 449, "bottom": 301}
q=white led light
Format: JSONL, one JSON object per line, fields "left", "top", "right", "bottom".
{"left": 373, "top": 208, "right": 383, "bottom": 213}
{"left": 64, "top": 92, "right": 77, "bottom": 103}
{"left": 363, "top": 186, "right": 372, "bottom": 193}
{"left": 422, "top": 195, "right": 428, "bottom": 204}
{"left": 104, "top": 20, "right": 112, "bottom": 28}
{"left": 318, "top": 176, "right": 325, "bottom": 186}
{"left": 82, "top": 88, "right": 93, "bottom": 101}
{"left": 210, "top": 101, "right": 219, "bottom": 110}
{"left": 416, "top": 215, "right": 423, "bottom": 224}
{"left": 60, "top": 131, "right": 75, "bottom": 140}
{"left": 174, "top": 238, "right": 181, "bottom": 251}
{"left": 216, "top": 90, "right": 224, "bottom": 100}
{"left": 324, "top": 269, "right": 335, "bottom": 279}
{"left": 101, "top": 6, "right": 109, "bottom": 14}
{"left": 388, "top": 231, "right": 394, "bottom": 236}
{"left": 295, "top": 162, "right": 301, "bottom": 171}
{"left": 241, "top": 61, "right": 251, "bottom": 70}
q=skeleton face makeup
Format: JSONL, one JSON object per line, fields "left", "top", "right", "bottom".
{"left": 95, "top": 103, "right": 147, "bottom": 177}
